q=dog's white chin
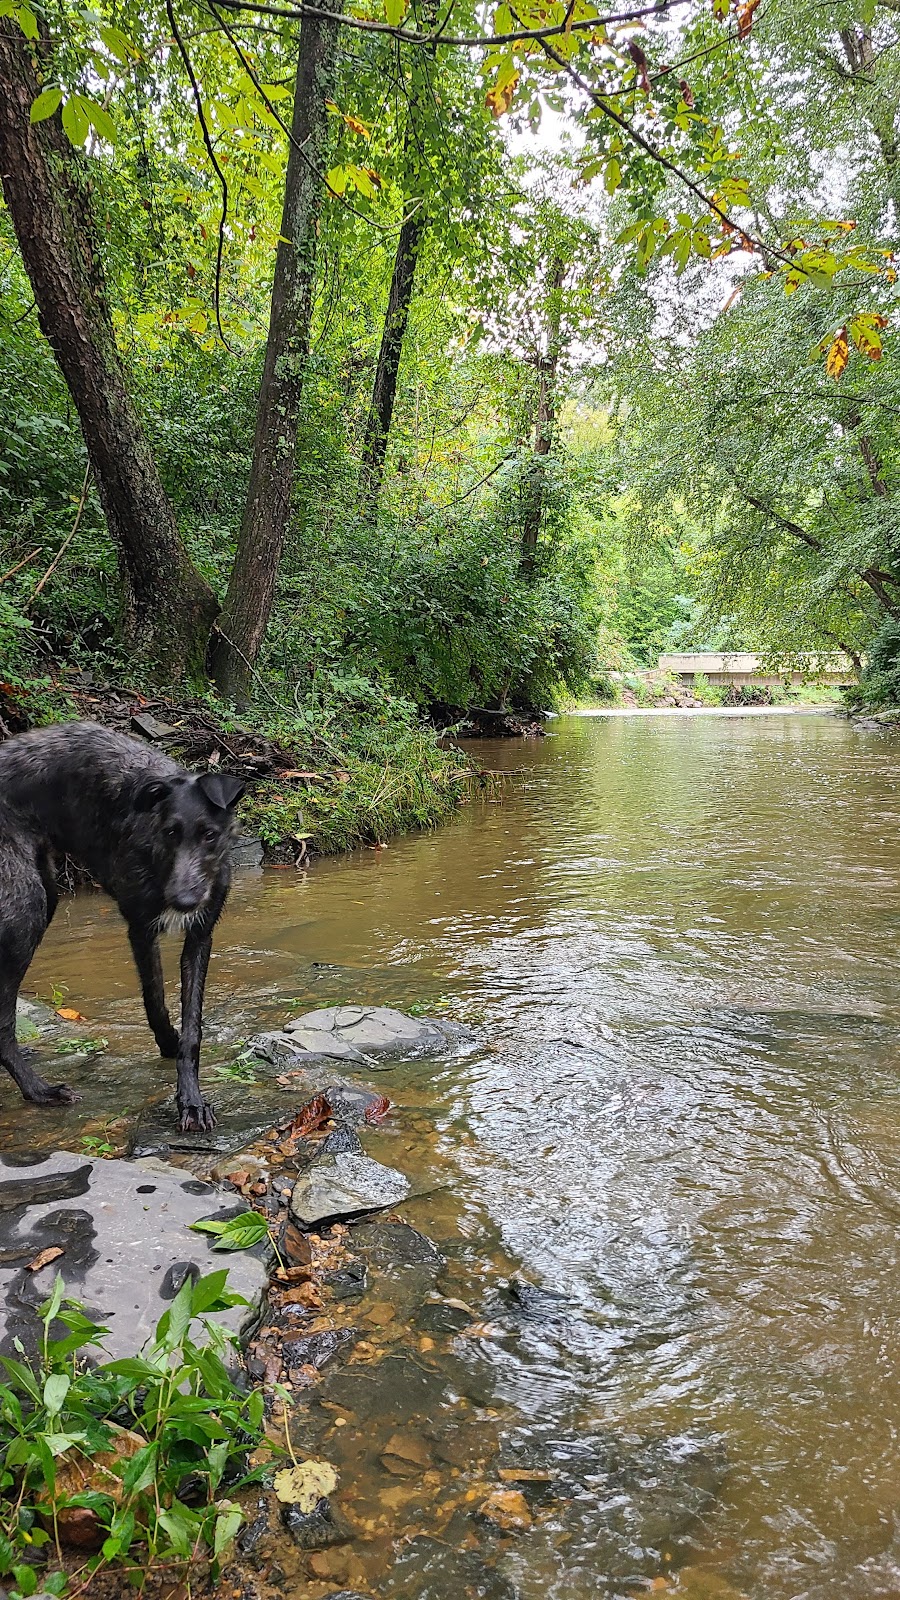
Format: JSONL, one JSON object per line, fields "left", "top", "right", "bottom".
{"left": 157, "top": 907, "right": 203, "bottom": 936}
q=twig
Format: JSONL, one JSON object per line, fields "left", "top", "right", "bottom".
{"left": 28, "top": 466, "right": 91, "bottom": 602}
{"left": 0, "top": 546, "right": 41, "bottom": 586}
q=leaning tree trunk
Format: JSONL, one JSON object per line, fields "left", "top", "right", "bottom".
{"left": 358, "top": 206, "right": 426, "bottom": 513}
{"left": 519, "top": 257, "right": 566, "bottom": 580}
{"left": 209, "top": 0, "right": 342, "bottom": 703}
{"left": 0, "top": 22, "right": 218, "bottom": 680}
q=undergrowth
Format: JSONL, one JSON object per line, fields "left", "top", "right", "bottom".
{"left": 0, "top": 1270, "right": 270, "bottom": 1597}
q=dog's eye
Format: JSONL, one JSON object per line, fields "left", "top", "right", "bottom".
{"left": 203, "top": 828, "right": 219, "bottom": 845}
{"left": 166, "top": 823, "right": 182, "bottom": 843}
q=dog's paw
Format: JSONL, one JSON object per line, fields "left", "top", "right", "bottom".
{"left": 178, "top": 1101, "right": 217, "bottom": 1133}
{"left": 35, "top": 1083, "right": 80, "bottom": 1106}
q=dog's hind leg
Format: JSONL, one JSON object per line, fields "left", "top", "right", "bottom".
{"left": 0, "top": 848, "right": 77, "bottom": 1106}
{"left": 127, "top": 922, "right": 180, "bottom": 1059}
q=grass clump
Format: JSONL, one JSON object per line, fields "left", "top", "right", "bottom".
{"left": 0, "top": 1270, "right": 269, "bottom": 1597}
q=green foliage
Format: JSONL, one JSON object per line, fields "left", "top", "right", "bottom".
{"left": 846, "top": 620, "right": 900, "bottom": 710}
{"left": 0, "top": 1271, "right": 268, "bottom": 1597}
{"left": 189, "top": 1211, "right": 270, "bottom": 1250}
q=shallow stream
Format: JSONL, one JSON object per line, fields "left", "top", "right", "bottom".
{"left": 13, "top": 708, "right": 900, "bottom": 1599}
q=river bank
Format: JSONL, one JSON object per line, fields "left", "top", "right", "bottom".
{"left": 0, "top": 675, "right": 498, "bottom": 861}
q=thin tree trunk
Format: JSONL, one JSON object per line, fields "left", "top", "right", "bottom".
{"left": 359, "top": 207, "right": 426, "bottom": 512}
{"left": 210, "top": 0, "right": 342, "bottom": 702}
{"left": 519, "top": 257, "right": 566, "bottom": 579}
{"left": 0, "top": 22, "right": 217, "bottom": 680}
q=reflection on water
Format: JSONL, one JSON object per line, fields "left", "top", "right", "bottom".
{"left": 15, "top": 710, "right": 900, "bottom": 1598}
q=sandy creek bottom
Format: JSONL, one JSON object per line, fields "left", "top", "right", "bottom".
{"left": 8, "top": 709, "right": 900, "bottom": 1599}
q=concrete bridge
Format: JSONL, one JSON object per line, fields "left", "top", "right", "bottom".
{"left": 657, "top": 652, "right": 856, "bottom": 687}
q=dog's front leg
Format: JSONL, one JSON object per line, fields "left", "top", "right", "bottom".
{"left": 128, "top": 923, "right": 180, "bottom": 1058}
{"left": 176, "top": 930, "right": 216, "bottom": 1131}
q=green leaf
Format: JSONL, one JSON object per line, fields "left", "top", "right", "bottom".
{"left": 604, "top": 159, "right": 622, "bottom": 196}
{"left": 61, "top": 97, "right": 90, "bottom": 147}
{"left": 384, "top": 0, "right": 406, "bottom": 23}
{"left": 14, "top": 4, "right": 38, "bottom": 38}
{"left": 30, "top": 87, "right": 63, "bottom": 123}
{"left": 121, "top": 1443, "right": 157, "bottom": 1495}
{"left": 85, "top": 98, "right": 115, "bottom": 144}
{"left": 40, "top": 1274, "right": 66, "bottom": 1329}
{"left": 12, "top": 1565, "right": 37, "bottom": 1597}
{"left": 213, "top": 1501, "right": 243, "bottom": 1559}
{"left": 0, "top": 1358, "right": 40, "bottom": 1402}
{"left": 189, "top": 1211, "right": 269, "bottom": 1251}
{"left": 43, "top": 1372, "right": 70, "bottom": 1417}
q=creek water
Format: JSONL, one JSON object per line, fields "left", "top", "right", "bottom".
{"left": 13, "top": 708, "right": 900, "bottom": 1599}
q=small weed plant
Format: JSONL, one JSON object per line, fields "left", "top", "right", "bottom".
{"left": 0, "top": 1269, "right": 269, "bottom": 1596}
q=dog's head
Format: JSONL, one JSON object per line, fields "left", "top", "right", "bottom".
{"left": 133, "top": 770, "right": 245, "bottom": 915}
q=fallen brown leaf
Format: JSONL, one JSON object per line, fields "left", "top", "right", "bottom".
{"left": 57, "top": 1007, "right": 87, "bottom": 1022}
{"left": 26, "top": 1246, "right": 64, "bottom": 1273}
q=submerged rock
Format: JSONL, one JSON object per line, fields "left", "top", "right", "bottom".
{"left": 0, "top": 1151, "right": 267, "bottom": 1361}
{"left": 282, "top": 1326, "right": 356, "bottom": 1371}
{"left": 389, "top": 1534, "right": 520, "bottom": 1600}
{"left": 290, "top": 1153, "right": 410, "bottom": 1227}
{"left": 258, "top": 1004, "right": 463, "bottom": 1068}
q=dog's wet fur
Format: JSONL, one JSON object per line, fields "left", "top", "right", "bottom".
{"left": 0, "top": 722, "right": 244, "bottom": 1130}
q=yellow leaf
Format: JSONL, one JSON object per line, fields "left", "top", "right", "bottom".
{"left": 825, "top": 329, "right": 849, "bottom": 380}
{"left": 273, "top": 1459, "right": 337, "bottom": 1511}
{"left": 848, "top": 311, "right": 888, "bottom": 360}
{"left": 343, "top": 112, "right": 371, "bottom": 139}
{"left": 384, "top": 0, "right": 406, "bottom": 24}
{"left": 485, "top": 71, "right": 519, "bottom": 117}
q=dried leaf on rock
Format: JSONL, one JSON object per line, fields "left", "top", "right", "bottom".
{"left": 57, "top": 1007, "right": 87, "bottom": 1022}
{"left": 273, "top": 1458, "right": 338, "bottom": 1511}
{"left": 26, "top": 1245, "right": 64, "bottom": 1272}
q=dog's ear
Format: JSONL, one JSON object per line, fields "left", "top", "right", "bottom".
{"left": 196, "top": 772, "right": 245, "bottom": 812}
{"left": 133, "top": 777, "right": 173, "bottom": 812}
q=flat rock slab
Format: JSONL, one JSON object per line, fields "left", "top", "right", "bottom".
{"left": 257, "top": 1005, "right": 462, "bottom": 1068}
{"left": 290, "top": 1153, "right": 411, "bottom": 1227}
{"left": 0, "top": 1151, "right": 267, "bottom": 1361}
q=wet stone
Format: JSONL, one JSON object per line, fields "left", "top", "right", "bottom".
{"left": 317, "top": 1352, "right": 450, "bottom": 1428}
{"left": 281, "top": 1497, "right": 350, "bottom": 1550}
{"left": 389, "top": 1534, "right": 520, "bottom": 1600}
{"left": 319, "top": 1124, "right": 363, "bottom": 1157}
{"left": 127, "top": 1081, "right": 283, "bottom": 1159}
{"left": 262, "top": 1004, "right": 463, "bottom": 1069}
{"left": 415, "top": 1298, "right": 475, "bottom": 1335}
{"left": 0, "top": 1151, "right": 267, "bottom": 1361}
{"left": 496, "top": 1426, "right": 726, "bottom": 1580}
{"left": 350, "top": 1220, "right": 445, "bottom": 1273}
{"left": 504, "top": 1278, "right": 570, "bottom": 1319}
{"left": 323, "top": 1259, "right": 368, "bottom": 1300}
{"left": 323, "top": 1083, "right": 388, "bottom": 1127}
{"left": 282, "top": 1326, "right": 356, "bottom": 1370}
{"left": 290, "top": 1153, "right": 410, "bottom": 1227}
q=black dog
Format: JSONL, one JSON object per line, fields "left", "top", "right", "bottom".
{"left": 0, "top": 722, "right": 244, "bottom": 1130}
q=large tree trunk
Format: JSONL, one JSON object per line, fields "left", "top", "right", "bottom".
{"left": 0, "top": 22, "right": 218, "bottom": 681}
{"left": 209, "top": 0, "right": 342, "bottom": 703}
{"left": 519, "top": 257, "right": 565, "bottom": 579}
{"left": 359, "top": 207, "right": 426, "bottom": 512}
